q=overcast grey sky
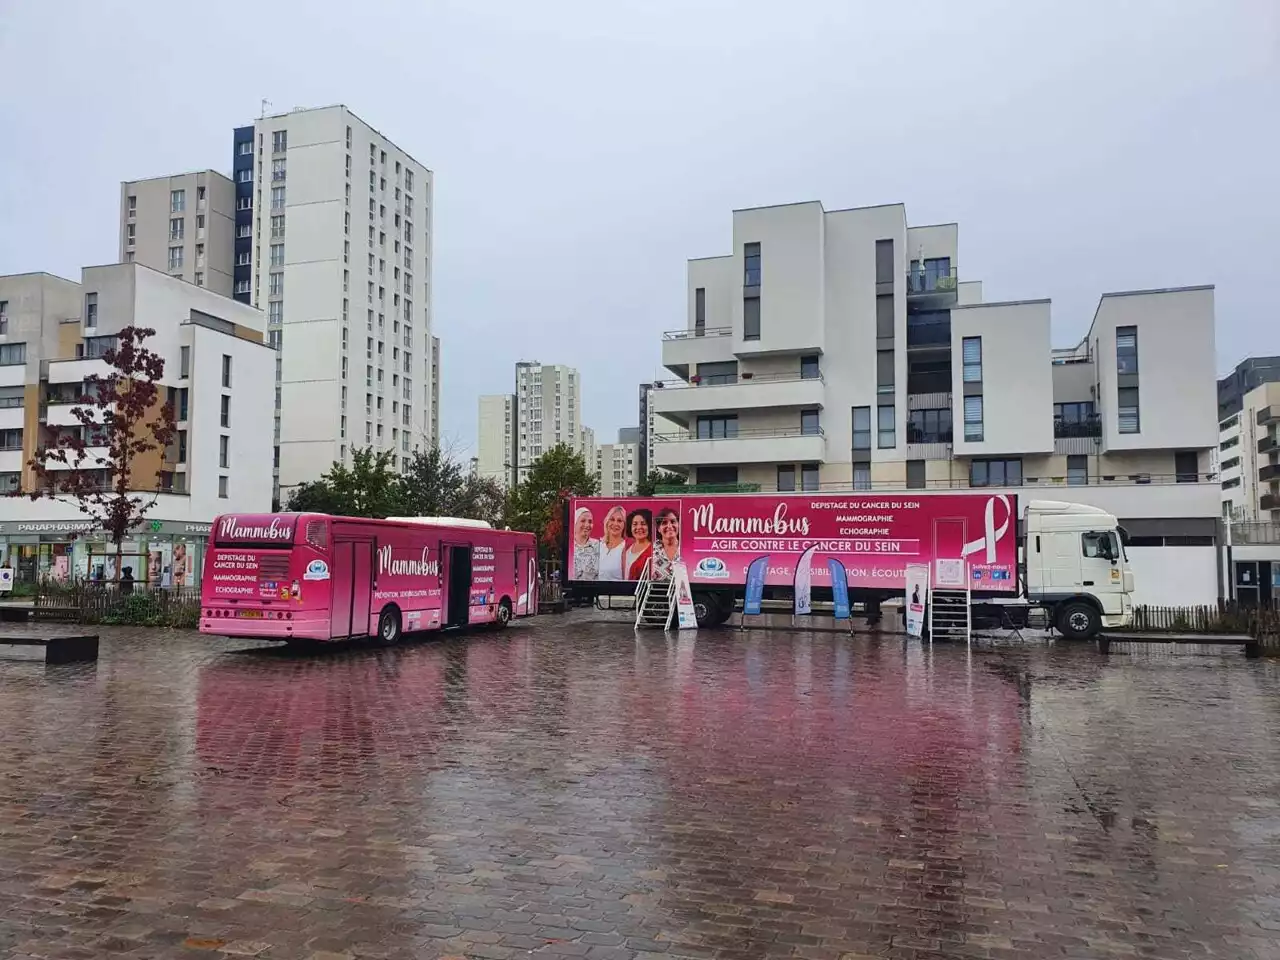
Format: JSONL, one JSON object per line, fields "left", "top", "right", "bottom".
{"left": 1, "top": 0, "right": 1276, "bottom": 454}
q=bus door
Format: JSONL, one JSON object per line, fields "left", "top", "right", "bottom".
{"left": 516, "top": 544, "right": 534, "bottom": 615}
{"left": 331, "top": 538, "right": 375, "bottom": 638}
{"left": 442, "top": 542, "right": 473, "bottom": 628}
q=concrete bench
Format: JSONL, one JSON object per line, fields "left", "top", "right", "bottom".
{"left": 0, "top": 634, "right": 99, "bottom": 664}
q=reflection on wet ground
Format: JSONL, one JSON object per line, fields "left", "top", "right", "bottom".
{"left": 2, "top": 615, "right": 1279, "bottom": 958}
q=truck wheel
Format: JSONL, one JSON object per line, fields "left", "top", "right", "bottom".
{"left": 495, "top": 597, "right": 513, "bottom": 629}
{"left": 377, "top": 606, "right": 403, "bottom": 646}
{"left": 692, "top": 592, "right": 719, "bottom": 628}
{"left": 1057, "top": 600, "right": 1100, "bottom": 641}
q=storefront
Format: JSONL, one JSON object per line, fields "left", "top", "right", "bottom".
{"left": 0, "top": 519, "right": 213, "bottom": 586}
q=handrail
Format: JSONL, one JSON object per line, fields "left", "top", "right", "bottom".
{"left": 662, "top": 326, "right": 733, "bottom": 341}
{"left": 658, "top": 426, "right": 826, "bottom": 442}
{"left": 652, "top": 372, "right": 825, "bottom": 389}
{"left": 635, "top": 473, "right": 1219, "bottom": 492}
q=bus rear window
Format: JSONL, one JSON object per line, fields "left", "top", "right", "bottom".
{"left": 305, "top": 519, "right": 328, "bottom": 551}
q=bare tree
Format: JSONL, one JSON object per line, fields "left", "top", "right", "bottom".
{"left": 26, "top": 326, "right": 177, "bottom": 580}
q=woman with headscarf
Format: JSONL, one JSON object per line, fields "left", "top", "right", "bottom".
{"left": 597, "top": 505, "right": 628, "bottom": 581}
{"left": 652, "top": 506, "right": 681, "bottom": 580}
{"left": 571, "top": 507, "right": 600, "bottom": 580}
{"left": 624, "top": 508, "right": 654, "bottom": 580}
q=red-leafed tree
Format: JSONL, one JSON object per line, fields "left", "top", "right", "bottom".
{"left": 504, "top": 444, "right": 598, "bottom": 563}
{"left": 26, "top": 326, "right": 177, "bottom": 580}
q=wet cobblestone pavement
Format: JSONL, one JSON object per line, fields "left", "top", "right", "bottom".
{"left": 3, "top": 617, "right": 1280, "bottom": 959}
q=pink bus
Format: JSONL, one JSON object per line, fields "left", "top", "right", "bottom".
{"left": 199, "top": 513, "right": 539, "bottom": 645}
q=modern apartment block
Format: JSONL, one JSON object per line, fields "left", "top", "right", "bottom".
{"left": 654, "top": 200, "right": 1222, "bottom": 605}
{"left": 1218, "top": 356, "right": 1280, "bottom": 422}
{"left": 595, "top": 431, "right": 639, "bottom": 497}
{"left": 1220, "top": 381, "right": 1280, "bottom": 523}
{"left": 228, "top": 105, "right": 435, "bottom": 495}
{"left": 0, "top": 263, "right": 273, "bottom": 582}
{"left": 475, "top": 393, "right": 515, "bottom": 487}
{"left": 120, "top": 171, "right": 236, "bottom": 297}
{"left": 515, "top": 361, "right": 581, "bottom": 478}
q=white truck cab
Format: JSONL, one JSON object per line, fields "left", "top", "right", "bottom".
{"left": 1025, "top": 500, "right": 1135, "bottom": 639}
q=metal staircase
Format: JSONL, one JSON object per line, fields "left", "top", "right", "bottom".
{"left": 634, "top": 563, "right": 675, "bottom": 629}
{"left": 927, "top": 581, "right": 972, "bottom": 644}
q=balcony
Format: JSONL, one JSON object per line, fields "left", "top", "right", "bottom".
{"left": 1054, "top": 414, "right": 1102, "bottom": 455}
{"left": 905, "top": 315, "right": 951, "bottom": 349}
{"left": 1258, "top": 406, "right": 1279, "bottom": 426}
{"left": 661, "top": 326, "right": 733, "bottom": 375}
{"left": 906, "top": 266, "right": 958, "bottom": 305}
{"left": 1233, "top": 522, "right": 1280, "bottom": 544}
{"left": 650, "top": 373, "right": 824, "bottom": 424}
{"left": 653, "top": 426, "right": 826, "bottom": 468}
{"left": 1259, "top": 434, "right": 1279, "bottom": 455}
{"left": 1262, "top": 493, "right": 1280, "bottom": 512}
{"left": 1260, "top": 463, "right": 1280, "bottom": 483}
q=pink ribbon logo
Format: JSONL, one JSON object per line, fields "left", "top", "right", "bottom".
{"left": 961, "top": 495, "right": 1013, "bottom": 563}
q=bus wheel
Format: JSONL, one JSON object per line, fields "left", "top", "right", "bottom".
{"left": 377, "top": 606, "right": 403, "bottom": 646}
{"left": 496, "top": 598, "right": 513, "bottom": 629}
{"left": 1056, "top": 600, "right": 1100, "bottom": 641}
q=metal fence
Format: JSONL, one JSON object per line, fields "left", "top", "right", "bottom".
{"left": 33, "top": 582, "right": 201, "bottom": 627}
{"left": 1132, "top": 602, "right": 1279, "bottom": 637}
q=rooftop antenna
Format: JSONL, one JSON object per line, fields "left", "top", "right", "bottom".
{"left": 259, "top": 98, "right": 272, "bottom": 119}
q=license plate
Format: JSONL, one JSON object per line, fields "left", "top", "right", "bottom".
{"left": 237, "top": 610, "right": 264, "bottom": 619}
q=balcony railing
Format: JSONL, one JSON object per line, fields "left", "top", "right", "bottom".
{"left": 655, "top": 483, "right": 762, "bottom": 494}
{"left": 1054, "top": 415, "right": 1102, "bottom": 439}
{"left": 905, "top": 318, "right": 951, "bottom": 348}
{"left": 906, "top": 267, "right": 958, "bottom": 296}
{"left": 642, "top": 472, "right": 1219, "bottom": 494}
{"left": 1257, "top": 406, "right": 1278, "bottom": 426}
{"left": 1233, "top": 522, "right": 1280, "bottom": 545}
{"left": 1259, "top": 463, "right": 1280, "bottom": 483}
{"left": 1259, "top": 434, "right": 1278, "bottom": 455}
{"left": 906, "top": 427, "right": 953, "bottom": 444}
{"left": 654, "top": 372, "right": 824, "bottom": 389}
{"left": 658, "top": 426, "right": 826, "bottom": 443}
{"left": 662, "top": 326, "right": 732, "bottom": 341}
{"left": 1262, "top": 493, "right": 1280, "bottom": 512}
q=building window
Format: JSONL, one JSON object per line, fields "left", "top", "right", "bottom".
{"left": 125, "top": 223, "right": 136, "bottom": 246}
{"left": 962, "top": 337, "right": 982, "bottom": 382}
{"left": 876, "top": 295, "right": 894, "bottom": 338}
{"left": 170, "top": 189, "right": 185, "bottom": 213}
{"left": 270, "top": 215, "right": 285, "bottom": 239}
{"left": 238, "top": 142, "right": 252, "bottom": 156}
{"left": 697, "top": 361, "right": 737, "bottom": 385}
{"left": 877, "top": 405, "right": 895, "bottom": 448}
{"left": 0, "top": 429, "right": 22, "bottom": 450}
{"left": 83, "top": 335, "right": 117, "bottom": 359}
{"left": 236, "top": 252, "right": 251, "bottom": 267}
{"left": 1067, "top": 454, "right": 1088, "bottom": 486}
{"left": 875, "top": 238, "right": 894, "bottom": 286}
{"left": 222, "top": 354, "right": 232, "bottom": 388}
{"left": 272, "top": 130, "right": 287, "bottom": 152}
{"left": 270, "top": 243, "right": 284, "bottom": 267}
{"left": 237, "top": 169, "right": 252, "bottom": 183}
{"left": 906, "top": 460, "right": 925, "bottom": 490}
{"left": 801, "top": 409, "right": 821, "bottom": 436}
{"left": 743, "top": 295, "right": 761, "bottom": 341}
{"left": 127, "top": 195, "right": 137, "bottom": 216}
{"left": 743, "top": 241, "right": 761, "bottom": 286}
{"left": 177, "top": 430, "right": 188, "bottom": 463}
{"left": 696, "top": 415, "right": 738, "bottom": 439}
{"left": 876, "top": 349, "right": 894, "bottom": 395}
{"left": 0, "top": 301, "right": 7, "bottom": 336}
{"left": 405, "top": 169, "right": 414, "bottom": 191}
{"left": 180, "top": 346, "right": 190, "bottom": 378}
{"left": 970, "top": 458, "right": 1021, "bottom": 488}
{"left": 271, "top": 186, "right": 285, "bottom": 210}
{"left": 169, "top": 218, "right": 184, "bottom": 241}
{"left": 963, "top": 395, "right": 984, "bottom": 441}
{"left": 1175, "top": 450, "right": 1199, "bottom": 483}
{"left": 165, "top": 246, "right": 183, "bottom": 271}
{"left": 272, "top": 159, "right": 286, "bottom": 181}
{"left": 1118, "top": 387, "right": 1140, "bottom": 434}
{"left": 218, "top": 475, "right": 229, "bottom": 498}
{"left": 1116, "top": 326, "right": 1138, "bottom": 375}
{"left": 907, "top": 408, "right": 952, "bottom": 444}
{"left": 235, "top": 279, "right": 251, "bottom": 295}
{"left": 852, "top": 406, "right": 871, "bottom": 451}
{"left": 694, "top": 287, "right": 705, "bottom": 334}
{"left": 800, "top": 354, "right": 820, "bottom": 380}
{"left": 219, "top": 435, "right": 230, "bottom": 468}
{"left": 269, "top": 273, "right": 283, "bottom": 297}
{"left": 220, "top": 395, "right": 231, "bottom": 428}
{"left": 83, "top": 293, "right": 97, "bottom": 328}
{"left": 801, "top": 464, "right": 819, "bottom": 492}
{"left": 237, "top": 197, "right": 252, "bottom": 211}
{"left": 0, "top": 343, "right": 25, "bottom": 366}
{"left": 237, "top": 224, "right": 252, "bottom": 239}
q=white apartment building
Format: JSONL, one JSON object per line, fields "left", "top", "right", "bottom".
{"left": 0, "top": 262, "right": 273, "bottom": 583}
{"left": 1219, "top": 381, "right": 1280, "bottom": 605}
{"left": 515, "top": 361, "right": 581, "bottom": 478}
{"left": 230, "top": 105, "right": 435, "bottom": 496}
{"left": 595, "top": 433, "right": 639, "bottom": 497}
{"left": 580, "top": 426, "right": 597, "bottom": 476}
{"left": 654, "top": 200, "right": 1221, "bottom": 605}
{"left": 119, "top": 171, "right": 236, "bottom": 297}
{"left": 476, "top": 393, "right": 515, "bottom": 487}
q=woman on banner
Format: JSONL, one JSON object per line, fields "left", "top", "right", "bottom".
{"left": 652, "top": 506, "right": 681, "bottom": 580}
{"left": 624, "top": 508, "right": 653, "bottom": 580}
{"left": 597, "top": 505, "right": 628, "bottom": 581}
{"left": 571, "top": 507, "right": 600, "bottom": 580}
